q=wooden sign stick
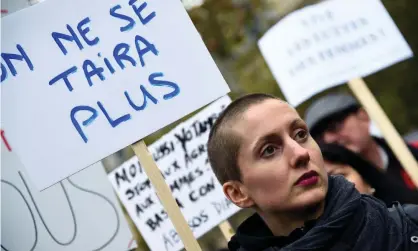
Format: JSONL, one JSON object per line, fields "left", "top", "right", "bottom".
{"left": 131, "top": 140, "right": 202, "bottom": 251}
{"left": 218, "top": 220, "right": 235, "bottom": 241}
{"left": 348, "top": 78, "right": 418, "bottom": 187}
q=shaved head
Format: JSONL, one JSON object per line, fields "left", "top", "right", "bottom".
{"left": 207, "top": 93, "right": 284, "bottom": 184}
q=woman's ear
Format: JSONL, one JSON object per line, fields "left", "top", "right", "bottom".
{"left": 223, "top": 181, "right": 255, "bottom": 208}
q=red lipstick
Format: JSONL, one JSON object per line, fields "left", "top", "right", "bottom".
{"left": 296, "top": 170, "right": 319, "bottom": 186}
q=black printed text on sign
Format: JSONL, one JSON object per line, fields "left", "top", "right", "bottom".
{"left": 109, "top": 97, "right": 240, "bottom": 251}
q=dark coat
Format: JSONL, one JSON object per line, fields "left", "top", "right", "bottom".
{"left": 228, "top": 176, "right": 418, "bottom": 251}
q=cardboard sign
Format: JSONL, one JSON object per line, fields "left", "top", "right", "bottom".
{"left": 109, "top": 96, "right": 240, "bottom": 251}
{"left": 1, "top": 142, "right": 136, "bottom": 251}
{"left": 258, "top": 0, "right": 413, "bottom": 106}
{"left": 1, "top": 0, "right": 229, "bottom": 190}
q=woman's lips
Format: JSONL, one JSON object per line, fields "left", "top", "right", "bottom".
{"left": 296, "top": 170, "right": 319, "bottom": 186}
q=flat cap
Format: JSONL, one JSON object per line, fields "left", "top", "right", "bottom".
{"left": 305, "top": 93, "right": 359, "bottom": 132}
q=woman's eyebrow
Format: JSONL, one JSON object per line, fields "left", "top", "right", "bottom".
{"left": 289, "top": 118, "right": 306, "bottom": 130}
{"left": 253, "top": 133, "right": 281, "bottom": 152}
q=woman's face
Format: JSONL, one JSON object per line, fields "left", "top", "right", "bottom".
{"left": 227, "top": 99, "right": 328, "bottom": 213}
{"left": 324, "top": 160, "right": 372, "bottom": 194}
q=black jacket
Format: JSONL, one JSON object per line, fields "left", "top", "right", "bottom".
{"left": 228, "top": 176, "right": 418, "bottom": 251}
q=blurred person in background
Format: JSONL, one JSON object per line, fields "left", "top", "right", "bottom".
{"left": 208, "top": 93, "right": 418, "bottom": 251}
{"left": 320, "top": 142, "right": 418, "bottom": 205}
{"left": 305, "top": 93, "right": 418, "bottom": 192}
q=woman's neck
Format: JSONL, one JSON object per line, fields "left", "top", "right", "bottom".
{"left": 259, "top": 200, "right": 325, "bottom": 237}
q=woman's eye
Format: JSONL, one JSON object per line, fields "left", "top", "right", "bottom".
{"left": 261, "top": 145, "right": 277, "bottom": 157}
{"left": 295, "top": 130, "right": 308, "bottom": 141}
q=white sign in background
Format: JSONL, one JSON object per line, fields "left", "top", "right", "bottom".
{"left": 109, "top": 96, "right": 240, "bottom": 251}
{"left": 258, "top": 0, "right": 413, "bottom": 107}
{"left": 1, "top": 143, "right": 135, "bottom": 251}
{"left": 2, "top": 0, "right": 229, "bottom": 190}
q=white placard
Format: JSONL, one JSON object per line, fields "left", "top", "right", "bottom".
{"left": 1, "top": 140, "right": 136, "bottom": 251}
{"left": 108, "top": 96, "right": 240, "bottom": 251}
{"left": 258, "top": 0, "right": 413, "bottom": 107}
{"left": 1, "top": 0, "right": 229, "bottom": 190}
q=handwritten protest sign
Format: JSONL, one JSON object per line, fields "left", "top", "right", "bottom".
{"left": 258, "top": 0, "right": 413, "bottom": 106}
{"left": 109, "top": 96, "right": 240, "bottom": 251}
{"left": 1, "top": 141, "right": 135, "bottom": 251}
{"left": 1, "top": 0, "right": 229, "bottom": 190}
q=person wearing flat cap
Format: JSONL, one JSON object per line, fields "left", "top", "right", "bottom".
{"left": 305, "top": 93, "right": 418, "bottom": 193}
